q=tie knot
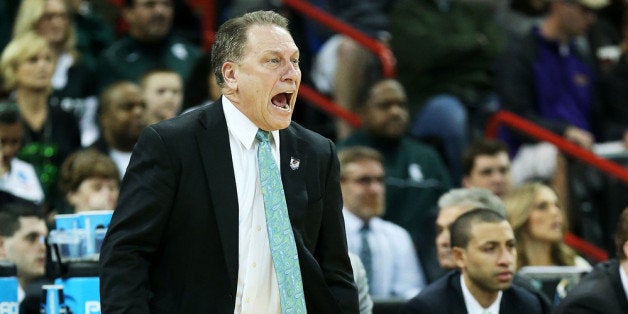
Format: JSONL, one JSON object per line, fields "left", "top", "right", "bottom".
{"left": 360, "top": 222, "right": 370, "bottom": 233}
{"left": 256, "top": 129, "right": 271, "bottom": 143}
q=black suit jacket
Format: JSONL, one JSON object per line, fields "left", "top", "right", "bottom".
{"left": 555, "top": 259, "right": 628, "bottom": 314}
{"left": 99, "top": 99, "right": 359, "bottom": 313}
{"left": 402, "top": 270, "right": 546, "bottom": 314}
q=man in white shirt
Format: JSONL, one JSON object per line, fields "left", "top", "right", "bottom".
{"left": 403, "top": 208, "right": 545, "bottom": 313}
{"left": 91, "top": 81, "right": 146, "bottom": 178}
{"left": 339, "top": 146, "right": 426, "bottom": 299}
{"left": 99, "top": 10, "right": 358, "bottom": 313}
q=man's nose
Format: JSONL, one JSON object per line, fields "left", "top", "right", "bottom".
{"left": 281, "top": 62, "right": 300, "bottom": 82}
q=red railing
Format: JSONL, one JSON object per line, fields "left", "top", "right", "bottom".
{"left": 564, "top": 233, "right": 608, "bottom": 262}
{"left": 282, "top": 0, "right": 397, "bottom": 126}
{"left": 283, "top": 0, "right": 396, "bottom": 78}
{"left": 187, "top": 0, "right": 216, "bottom": 50}
{"left": 485, "top": 110, "right": 628, "bottom": 262}
{"left": 485, "top": 111, "right": 628, "bottom": 184}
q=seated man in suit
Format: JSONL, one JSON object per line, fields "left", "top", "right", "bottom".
{"left": 555, "top": 206, "right": 628, "bottom": 313}
{"left": 403, "top": 208, "right": 544, "bottom": 313}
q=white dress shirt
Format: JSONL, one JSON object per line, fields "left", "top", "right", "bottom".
{"left": 108, "top": 148, "right": 132, "bottom": 179}
{"left": 461, "top": 275, "right": 502, "bottom": 314}
{"left": 619, "top": 263, "right": 628, "bottom": 302}
{"left": 223, "top": 96, "right": 281, "bottom": 314}
{"left": 0, "top": 158, "right": 44, "bottom": 203}
{"left": 343, "top": 209, "right": 425, "bottom": 299}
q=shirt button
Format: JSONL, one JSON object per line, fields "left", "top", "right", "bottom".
{"left": 245, "top": 297, "right": 250, "bottom": 303}
{"left": 256, "top": 225, "right": 261, "bottom": 232}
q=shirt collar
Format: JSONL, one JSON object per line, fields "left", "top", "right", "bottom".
{"left": 222, "top": 96, "right": 280, "bottom": 150}
{"left": 342, "top": 208, "right": 380, "bottom": 232}
{"left": 460, "top": 274, "right": 502, "bottom": 314}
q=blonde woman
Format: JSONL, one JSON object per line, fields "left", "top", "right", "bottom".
{"left": 504, "top": 182, "right": 590, "bottom": 269}
{"left": 1, "top": 32, "right": 81, "bottom": 206}
{"left": 13, "top": 0, "right": 99, "bottom": 146}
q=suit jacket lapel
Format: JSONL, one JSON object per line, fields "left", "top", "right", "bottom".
{"left": 280, "top": 125, "right": 306, "bottom": 221}
{"left": 195, "top": 100, "right": 239, "bottom": 294}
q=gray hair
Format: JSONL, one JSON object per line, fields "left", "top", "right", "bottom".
{"left": 211, "top": 10, "right": 290, "bottom": 88}
{"left": 438, "top": 188, "right": 505, "bottom": 216}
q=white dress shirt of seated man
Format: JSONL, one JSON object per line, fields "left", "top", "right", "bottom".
{"left": 339, "top": 146, "right": 425, "bottom": 299}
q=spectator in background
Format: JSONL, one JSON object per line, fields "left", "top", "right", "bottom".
{"left": 434, "top": 188, "right": 506, "bottom": 271}
{"left": 339, "top": 146, "right": 426, "bottom": 299}
{"left": 432, "top": 187, "right": 552, "bottom": 310}
{"left": 96, "top": 0, "right": 202, "bottom": 91}
{"left": 140, "top": 69, "right": 183, "bottom": 126}
{"left": 390, "top": 0, "right": 506, "bottom": 184}
{"left": 504, "top": 182, "right": 590, "bottom": 269}
{"left": 66, "top": 0, "right": 115, "bottom": 70}
{"left": 338, "top": 79, "right": 451, "bottom": 258}
{"left": 495, "top": 0, "right": 609, "bottom": 186}
{"left": 0, "top": 101, "right": 44, "bottom": 204}
{"left": 310, "top": 0, "right": 396, "bottom": 139}
{"left": 91, "top": 81, "right": 146, "bottom": 178}
{"left": 461, "top": 138, "right": 512, "bottom": 199}
{"left": 58, "top": 148, "right": 119, "bottom": 213}
{"left": 403, "top": 209, "right": 545, "bottom": 313}
{"left": 13, "top": 0, "right": 100, "bottom": 146}
{"left": 555, "top": 206, "right": 628, "bottom": 313}
{"left": 0, "top": 200, "right": 48, "bottom": 310}
{"left": 0, "top": 32, "right": 81, "bottom": 209}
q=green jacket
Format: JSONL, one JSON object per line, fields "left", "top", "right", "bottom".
{"left": 96, "top": 35, "right": 202, "bottom": 90}
{"left": 390, "top": 0, "right": 505, "bottom": 114}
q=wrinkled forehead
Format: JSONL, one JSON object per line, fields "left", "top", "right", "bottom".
{"left": 244, "top": 24, "right": 298, "bottom": 53}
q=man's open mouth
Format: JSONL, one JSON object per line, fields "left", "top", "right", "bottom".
{"left": 271, "top": 92, "right": 293, "bottom": 111}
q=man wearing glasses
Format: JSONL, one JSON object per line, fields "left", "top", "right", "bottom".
{"left": 339, "top": 146, "right": 426, "bottom": 300}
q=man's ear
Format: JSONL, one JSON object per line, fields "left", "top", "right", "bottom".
{"left": 623, "top": 241, "right": 628, "bottom": 259}
{"left": 452, "top": 246, "right": 466, "bottom": 269}
{"left": 222, "top": 62, "right": 238, "bottom": 91}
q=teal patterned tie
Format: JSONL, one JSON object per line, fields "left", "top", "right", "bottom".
{"left": 256, "top": 129, "right": 307, "bottom": 313}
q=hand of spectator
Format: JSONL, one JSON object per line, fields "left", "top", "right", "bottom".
{"left": 564, "top": 126, "right": 594, "bottom": 150}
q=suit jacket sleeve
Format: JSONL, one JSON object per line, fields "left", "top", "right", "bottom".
{"left": 315, "top": 139, "right": 359, "bottom": 313}
{"left": 99, "top": 126, "right": 177, "bottom": 313}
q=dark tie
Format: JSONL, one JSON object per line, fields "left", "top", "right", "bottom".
{"left": 359, "top": 223, "right": 373, "bottom": 286}
{"left": 256, "top": 129, "right": 306, "bottom": 313}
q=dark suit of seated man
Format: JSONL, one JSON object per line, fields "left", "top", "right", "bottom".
{"left": 403, "top": 208, "right": 545, "bottom": 314}
{"left": 555, "top": 207, "right": 628, "bottom": 314}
